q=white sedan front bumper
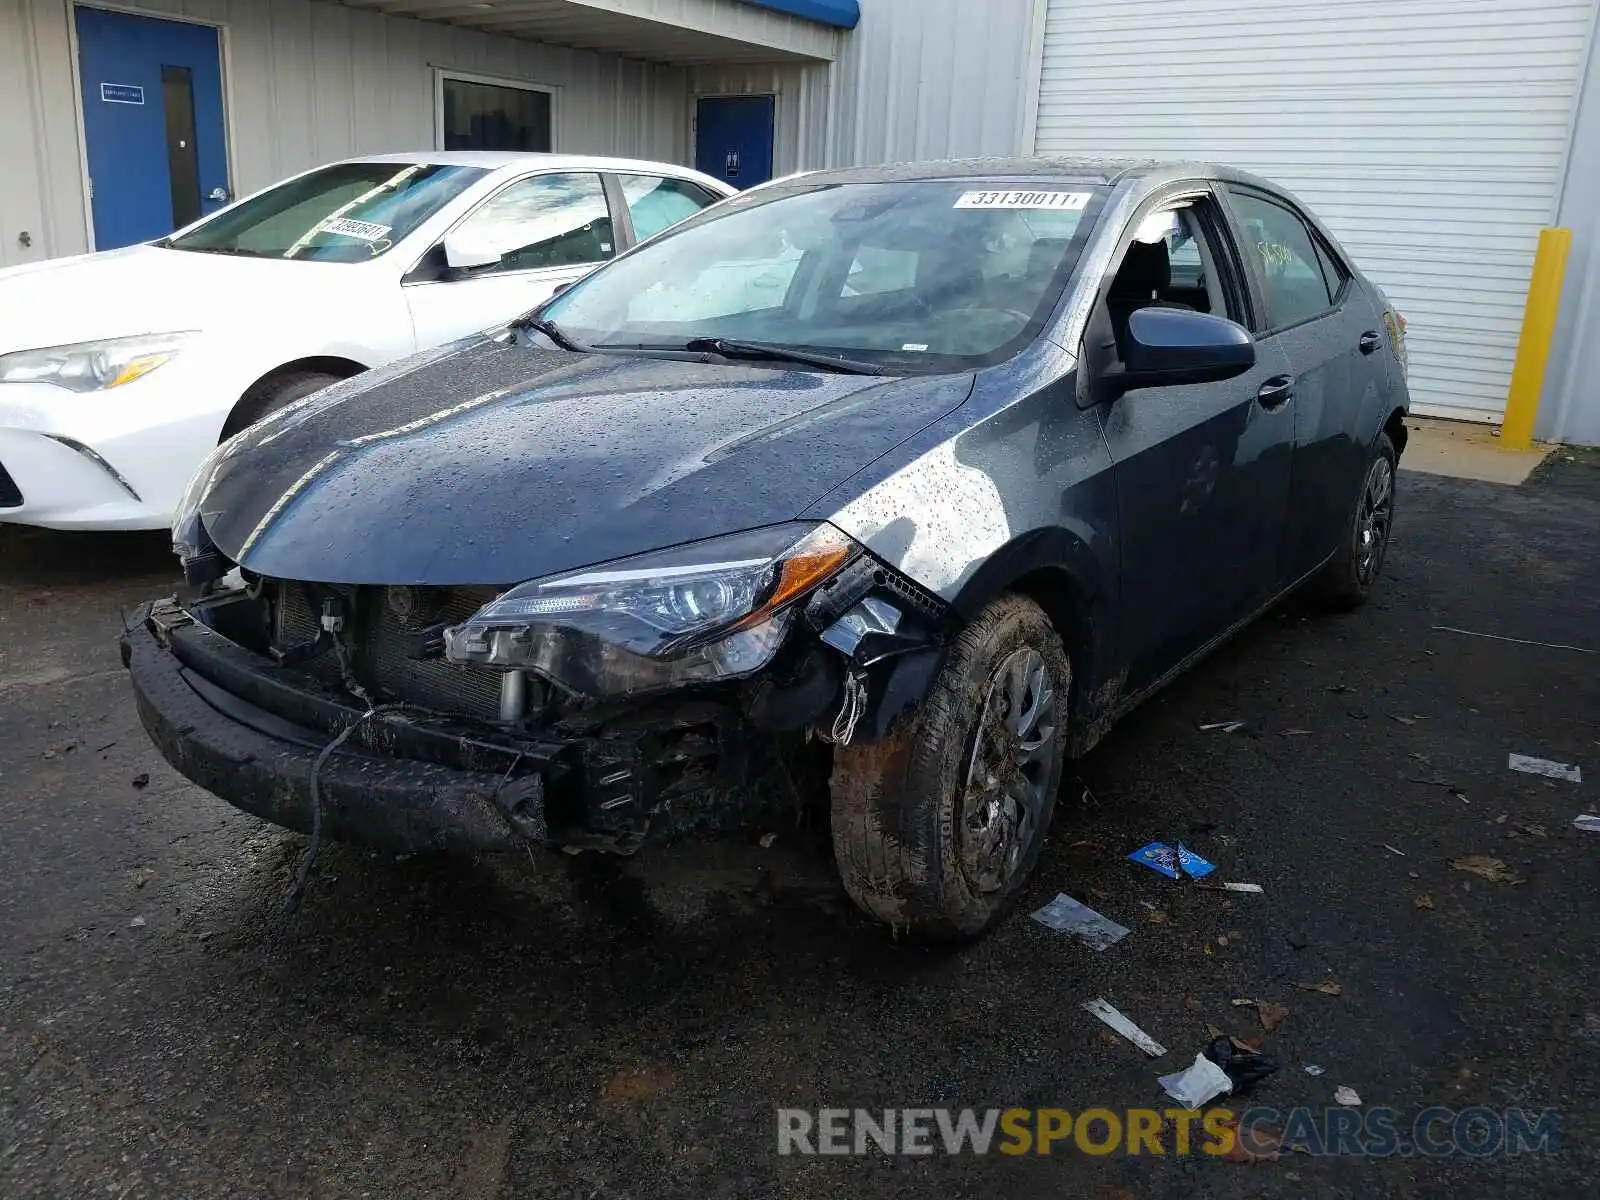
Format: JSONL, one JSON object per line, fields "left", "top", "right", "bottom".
{"left": 0, "top": 360, "right": 229, "bottom": 531}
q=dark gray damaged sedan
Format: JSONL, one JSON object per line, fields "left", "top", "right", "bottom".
{"left": 126, "top": 158, "right": 1409, "bottom": 938}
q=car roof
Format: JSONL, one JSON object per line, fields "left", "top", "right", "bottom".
{"left": 769, "top": 157, "right": 1275, "bottom": 191}
{"left": 334, "top": 149, "right": 729, "bottom": 182}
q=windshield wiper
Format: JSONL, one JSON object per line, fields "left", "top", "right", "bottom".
{"left": 162, "top": 244, "right": 270, "bottom": 258}
{"left": 510, "top": 314, "right": 589, "bottom": 353}
{"left": 681, "top": 337, "right": 889, "bottom": 375}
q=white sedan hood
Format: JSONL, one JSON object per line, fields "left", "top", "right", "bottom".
{"left": 0, "top": 244, "right": 367, "bottom": 353}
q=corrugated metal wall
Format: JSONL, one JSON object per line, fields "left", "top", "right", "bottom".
{"left": 822, "top": 0, "right": 1039, "bottom": 167}
{"left": 0, "top": 0, "right": 692, "bottom": 265}
{"left": 1033, "top": 0, "right": 1597, "bottom": 424}
{"left": 1544, "top": 2, "right": 1600, "bottom": 445}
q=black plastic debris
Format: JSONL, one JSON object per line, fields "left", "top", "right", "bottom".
{"left": 131, "top": 773, "right": 150, "bottom": 790}
{"left": 1205, "top": 1035, "right": 1279, "bottom": 1096}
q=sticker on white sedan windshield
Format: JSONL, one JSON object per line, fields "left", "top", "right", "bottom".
{"left": 954, "top": 190, "right": 1091, "bottom": 211}
{"left": 316, "top": 217, "right": 393, "bottom": 242}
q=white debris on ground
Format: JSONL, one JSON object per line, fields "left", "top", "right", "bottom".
{"left": 1082, "top": 998, "right": 1167, "bottom": 1057}
{"left": 1508, "top": 753, "right": 1582, "bottom": 783}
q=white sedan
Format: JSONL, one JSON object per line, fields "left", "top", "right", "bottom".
{"left": 0, "top": 152, "right": 733, "bottom": 530}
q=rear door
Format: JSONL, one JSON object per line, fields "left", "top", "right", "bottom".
{"left": 403, "top": 171, "right": 617, "bottom": 348}
{"left": 1094, "top": 187, "right": 1296, "bottom": 691}
{"left": 1222, "top": 186, "right": 1390, "bottom": 583}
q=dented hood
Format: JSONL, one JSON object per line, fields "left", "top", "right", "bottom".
{"left": 198, "top": 336, "right": 973, "bottom": 585}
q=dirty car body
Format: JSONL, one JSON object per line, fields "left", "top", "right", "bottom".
{"left": 124, "top": 158, "right": 1410, "bottom": 936}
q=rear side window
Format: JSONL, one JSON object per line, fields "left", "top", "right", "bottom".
{"left": 618, "top": 174, "right": 722, "bottom": 242}
{"left": 1229, "top": 190, "right": 1335, "bottom": 330}
{"left": 1312, "top": 235, "right": 1349, "bottom": 300}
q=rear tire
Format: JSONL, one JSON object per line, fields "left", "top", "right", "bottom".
{"left": 1311, "top": 431, "right": 1398, "bottom": 611}
{"left": 222, "top": 369, "right": 345, "bottom": 440}
{"left": 830, "top": 594, "right": 1070, "bottom": 939}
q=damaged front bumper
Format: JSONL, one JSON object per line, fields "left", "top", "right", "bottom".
{"left": 121, "top": 543, "right": 954, "bottom": 855}
{"left": 121, "top": 599, "right": 719, "bottom": 853}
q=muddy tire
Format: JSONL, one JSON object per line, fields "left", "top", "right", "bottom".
{"left": 1311, "top": 431, "right": 1398, "bottom": 611}
{"left": 830, "top": 594, "right": 1070, "bottom": 939}
{"left": 222, "top": 369, "right": 344, "bottom": 440}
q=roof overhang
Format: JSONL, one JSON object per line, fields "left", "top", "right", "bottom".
{"left": 330, "top": 0, "right": 843, "bottom": 65}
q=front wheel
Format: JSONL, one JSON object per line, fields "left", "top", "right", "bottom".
{"left": 1311, "top": 431, "right": 1398, "bottom": 611}
{"left": 221, "top": 369, "right": 345, "bottom": 440}
{"left": 830, "top": 595, "right": 1070, "bottom": 939}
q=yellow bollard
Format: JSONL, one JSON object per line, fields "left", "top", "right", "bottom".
{"left": 1501, "top": 227, "right": 1572, "bottom": 451}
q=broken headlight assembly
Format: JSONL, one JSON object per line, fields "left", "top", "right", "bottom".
{"left": 443, "top": 523, "right": 860, "bottom": 699}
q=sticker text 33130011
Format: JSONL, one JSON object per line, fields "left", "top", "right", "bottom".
{"left": 954, "top": 190, "right": 1092, "bottom": 211}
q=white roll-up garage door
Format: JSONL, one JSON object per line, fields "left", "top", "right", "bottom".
{"left": 1033, "top": 0, "right": 1597, "bottom": 421}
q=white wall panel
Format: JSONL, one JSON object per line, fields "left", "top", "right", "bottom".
{"left": 0, "top": 0, "right": 692, "bottom": 265}
{"left": 1035, "top": 0, "right": 1597, "bottom": 423}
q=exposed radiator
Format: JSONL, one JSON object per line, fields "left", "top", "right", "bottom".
{"left": 273, "top": 581, "right": 504, "bottom": 720}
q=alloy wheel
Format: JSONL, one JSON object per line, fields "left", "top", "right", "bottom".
{"left": 958, "top": 647, "right": 1057, "bottom": 895}
{"left": 1355, "top": 456, "right": 1395, "bottom": 584}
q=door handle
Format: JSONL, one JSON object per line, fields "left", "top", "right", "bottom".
{"left": 1359, "top": 330, "right": 1382, "bottom": 355}
{"left": 1256, "top": 375, "right": 1294, "bottom": 410}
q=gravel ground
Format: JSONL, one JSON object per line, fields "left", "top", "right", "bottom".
{"left": 2, "top": 447, "right": 1596, "bottom": 1199}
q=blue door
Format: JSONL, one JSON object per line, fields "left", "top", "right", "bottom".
{"left": 694, "top": 96, "right": 775, "bottom": 190}
{"left": 75, "top": 7, "right": 230, "bottom": 250}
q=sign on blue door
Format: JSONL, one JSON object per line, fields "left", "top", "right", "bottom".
{"left": 75, "top": 7, "right": 231, "bottom": 249}
{"left": 100, "top": 83, "right": 146, "bottom": 105}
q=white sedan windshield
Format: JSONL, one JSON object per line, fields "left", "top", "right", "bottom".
{"left": 165, "top": 162, "right": 488, "bottom": 262}
{"left": 544, "top": 179, "right": 1105, "bottom": 370}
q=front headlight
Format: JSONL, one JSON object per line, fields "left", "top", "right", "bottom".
{"left": 444, "top": 523, "right": 860, "bottom": 698}
{"left": 0, "top": 332, "right": 192, "bottom": 393}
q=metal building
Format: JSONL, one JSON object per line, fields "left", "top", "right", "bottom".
{"left": 3, "top": 0, "right": 1599, "bottom": 442}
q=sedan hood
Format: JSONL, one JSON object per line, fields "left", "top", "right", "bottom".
{"left": 0, "top": 244, "right": 361, "bottom": 349}
{"left": 198, "top": 337, "right": 974, "bottom": 585}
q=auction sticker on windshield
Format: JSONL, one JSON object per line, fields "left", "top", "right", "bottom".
{"left": 317, "top": 217, "right": 392, "bottom": 242}
{"left": 954, "top": 190, "right": 1091, "bottom": 211}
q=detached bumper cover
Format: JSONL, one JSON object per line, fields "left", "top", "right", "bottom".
{"left": 122, "top": 604, "right": 545, "bottom": 852}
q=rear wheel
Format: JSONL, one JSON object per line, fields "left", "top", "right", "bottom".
{"left": 1311, "top": 431, "right": 1397, "bottom": 610}
{"left": 222, "top": 369, "right": 345, "bottom": 440}
{"left": 830, "top": 595, "right": 1069, "bottom": 939}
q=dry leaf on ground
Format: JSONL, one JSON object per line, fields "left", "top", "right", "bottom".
{"left": 1295, "top": 981, "right": 1343, "bottom": 997}
{"left": 1450, "top": 856, "right": 1523, "bottom": 884}
{"left": 1256, "top": 1001, "right": 1290, "bottom": 1032}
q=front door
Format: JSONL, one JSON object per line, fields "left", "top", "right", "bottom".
{"left": 1092, "top": 192, "right": 1297, "bottom": 690}
{"left": 405, "top": 171, "right": 618, "bottom": 350}
{"left": 75, "top": 7, "right": 231, "bottom": 250}
{"left": 694, "top": 96, "right": 775, "bottom": 190}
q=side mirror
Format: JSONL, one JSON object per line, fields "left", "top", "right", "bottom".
{"left": 549, "top": 280, "right": 574, "bottom": 298}
{"left": 1114, "top": 307, "right": 1256, "bottom": 394}
{"left": 443, "top": 231, "right": 506, "bottom": 272}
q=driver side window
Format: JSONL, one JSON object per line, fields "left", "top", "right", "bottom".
{"left": 1102, "top": 196, "right": 1242, "bottom": 360}
{"left": 451, "top": 172, "right": 615, "bottom": 275}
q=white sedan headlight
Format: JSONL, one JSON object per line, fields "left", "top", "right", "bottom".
{"left": 0, "top": 332, "right": 192, "bottom": 393}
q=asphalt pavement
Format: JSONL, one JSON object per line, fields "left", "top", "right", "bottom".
{"left": 2, "top": 444, "right": 1596, "bottom": 1199}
